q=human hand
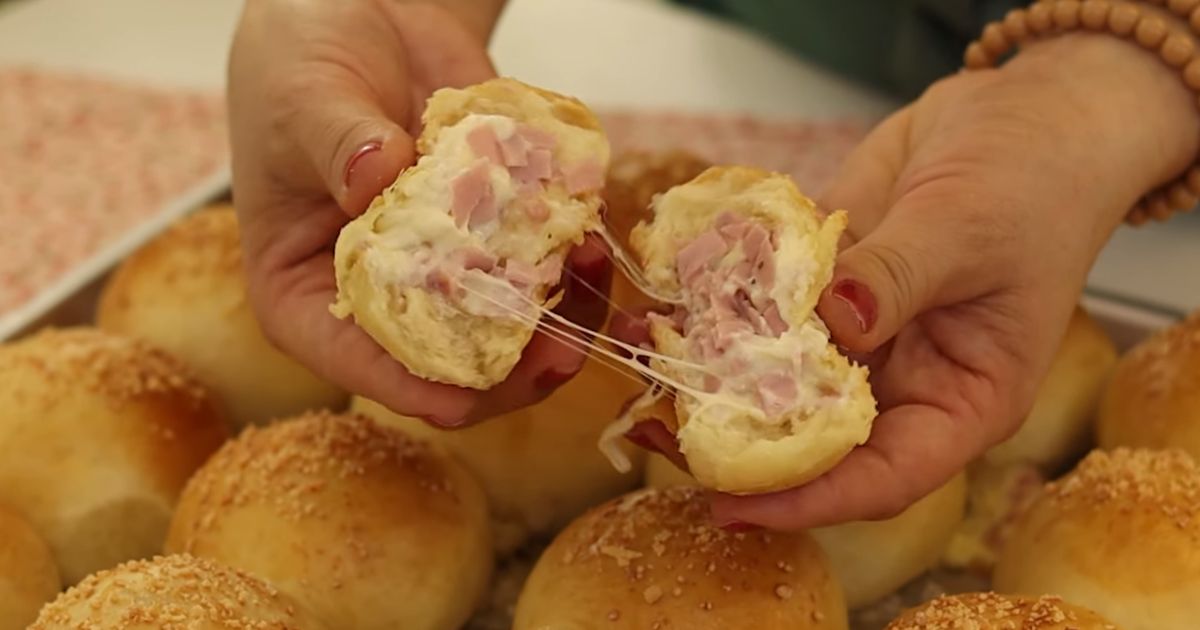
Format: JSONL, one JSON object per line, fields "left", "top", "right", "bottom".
{"left": 618, "top": 33, "right": 1199, "bottom": 528}
{"left": 228, "top": 0, "right": 610, "bottom": 426}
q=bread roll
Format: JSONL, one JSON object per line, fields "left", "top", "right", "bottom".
{"left": 513, "top": 486, "right": 847, "bottom": 629}
{"left": 29, "top": 553, "right": 326, "bottom": 629}
{"left": 643, "top": 451, "right": 697, "bottom": 488}
{"left": 994, "top": 448, "right": 1200, "bottom": 630}
{"left": 985, "top": 306, "right": 1118, "bottom": 470}
{"left": 97, "top": 206, "right": 347, "bottom": 428}
{"left": 0, "top": 328, "right": 228, "bottom": 584}
{"left": 941, "top": 462, "right": 1045, "bottom": 575}
{"left": 352, "top": 357, "right": 645, "bottom": 555}
{"left": 810, "top": 473, "right": 967, "bottom": 609}
{"left": 166, "top": 410, "right": 493, "bottom": 630}
{"left": 602, "top": 149, "right": 711, "bottom": 311}
{"left": 1097, "top": 310, "right": 1200, "bottom": 460}
{"left": 642, "top": 456, "right": 967, "bottom": 609}
{"left": 622, "top": 166, "right": 876, "bottom": 494}
{"left": 332, "top": 78, "right": 610, "bottom": 389}
{"left": 886, "top": 592, "right": 1120, "bottom": 629}
{"left": 0, "top": 504, "right": 60, "bottom": 630}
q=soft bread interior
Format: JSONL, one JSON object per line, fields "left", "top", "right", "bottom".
{"left": 332, "top": 78, "right": 609, "bottom": 389}
{"left": 627, "top": 166, "right": 876, "bottom": 494}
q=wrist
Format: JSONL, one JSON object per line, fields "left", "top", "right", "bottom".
{"left": 1001, "top": 32, "right": 1199, "bottom": 225}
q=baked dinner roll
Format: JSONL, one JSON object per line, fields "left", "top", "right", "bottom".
{"left": 641, "top": 457, "right": 966, "bottom": 609}
{"left": 615, "top": 166, "right": 876, "bottom": 494}
{"left": 29, "top": 553, "right": 326, "bottom": 629}
{"left": 332, "top": 78, "right": 610, "bottom": 389}
{"left": 97, "top": 206, "right": 347, "bottom": 428}
{"left": 985, "top": 306, "right": 1118, "bottom": 470}
{"left": 886, "top": 592, "right": 1120, "bottom": 629}
{"left": 166, "top": 410, "right": 493, "bottom": 630}
{"left": 0, "top": 327, "right": 228, "bottom": 584}
{"left": 513, "top": 486, "right": 847, "bottom": 629}
{"left": 602, "top": 149, "right": 711, "bottom": 311}
{"left": 352, "top": 356, "right": 645, "bottom": 555}
{"left": 994, "top": 448, "right": 1200, "bottom": 630}
{"left": 0, "top": 504, "right": 60, "bottom": 630}
{"left": 941, "top": 462, "right": 1045, "bottom": 575}
{"left": 1097, "top": 310, "right": 1200, "bottom": 460}
{"left": 810, "top": 473, "right": 967, "bottom": 609}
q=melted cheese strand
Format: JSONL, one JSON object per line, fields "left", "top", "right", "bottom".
{"left": 597, "top": 383, "right": 665, "bottom": 473}
{"left": 593, "top": 224, "right": 684, "bottom": 305}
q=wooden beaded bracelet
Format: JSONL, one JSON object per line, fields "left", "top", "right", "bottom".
{"left": 963, "top": 0, "right": 1200, "bottom": 225}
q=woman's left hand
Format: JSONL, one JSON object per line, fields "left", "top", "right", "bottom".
{"left": 616, "top": 33, "right": 1199, "bottom": 529}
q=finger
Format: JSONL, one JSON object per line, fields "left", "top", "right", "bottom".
{"left": 709, "top": 403, "right": 983, "bottom": 529}
{"left": 253, "top": 254, "right": 477, "bottom": 427}
{"left": 816, "top": 185, "right": 1009, "bottom": 354}
{"left": 625, "top": 420, "right": 689, "bottom": 471}
{"left": 284, "top": 82, "right": 417, "bottom": 216}
{"left": 817, "top": 107, "right": 912, "bottom": 241}
{"left": 555, "top": 233, "right": 614, "bottom": 334}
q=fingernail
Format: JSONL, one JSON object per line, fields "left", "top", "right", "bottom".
{"left": 343, "top": 140, "right": 383, "bottom": 189}
{"left": 535, "top": 366, "right": 579, "bottom": 391}
{"left": 711, "top": 516, "right": 760, "bottom": 532}
{"left": 419, "top": 412, "right": 469, "bottom": 429}
{"left": 831, "top": 279, "right": 877, "bottom": 334}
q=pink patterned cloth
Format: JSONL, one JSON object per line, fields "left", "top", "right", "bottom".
{"left": 0, "top": 67, "right": 228, "bottom": 314}
{"left": 0, "top": 69, "right": 870, "bottom": 320}
{"left": 598, "top": 110, "right": 869, "bottom": 195}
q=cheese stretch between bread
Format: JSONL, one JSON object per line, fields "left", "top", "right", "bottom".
{"left": 332, "top": 78, "right": 609, "bottom": 389}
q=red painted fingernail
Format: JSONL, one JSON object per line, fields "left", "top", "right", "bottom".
{"left": 343, "top": 140, "right": 383, "bottom": 188}
{"left": 713, "top": 518, "right": 760, "bottom": 533}
{"left": 831, "top": 279, "right": 877, "bottom": 334}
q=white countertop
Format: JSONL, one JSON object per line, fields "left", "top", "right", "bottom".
{"left": 1, "top": 0, "right": 1196, "bottom": 315}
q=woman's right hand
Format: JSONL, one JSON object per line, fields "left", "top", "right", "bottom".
{"left": 227, "top": 0, "right": 611, "bottom": 426}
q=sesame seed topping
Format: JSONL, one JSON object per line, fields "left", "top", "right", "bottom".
{"left": 890, "top": 592, "right": 1116, "bottom": 629}
{"left": 643, "top": 585, "right": 664, "bottom": 604}
{"left": 774, "top": 584, "right": 793, "bottom": 600}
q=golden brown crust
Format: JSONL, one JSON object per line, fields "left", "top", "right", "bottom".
{"left": 886, "top": 592, "right": 1119, "bottom": 629}
{"left": 166, "top": 411, "right": 493, "bottom": 630}
{"left": 1097, "top": 310, "right": 1200, "bottom": 460}
{"left": 513, "top": 487, "right": 847, "bottom": 629}
{"left": 0, "top": 505, "right": 61, "bottom": 630}
{"left": 97, "top": 207, "right": 347, "bottom": 428}
{"left": 994, "top": 448, "right": 1200, "bottom": 630}
{"left": 0, "top": 327, "right": 229, "bottom": 584}
{"left": 29, "top": 553, "right": 326, "bottom": 630}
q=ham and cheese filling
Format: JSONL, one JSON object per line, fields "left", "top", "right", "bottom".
{"left": 369, "top": 114, "right": 604, "bottom": 320}
{"left": 652, "top": 213, "right": 829, "bottom": 419}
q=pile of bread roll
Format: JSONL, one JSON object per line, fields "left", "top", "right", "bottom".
{"left": 3, "top": 80, "right": 1199, "bottom": 630}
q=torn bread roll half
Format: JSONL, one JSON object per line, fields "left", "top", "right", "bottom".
{"left": 606, "top": 166, "right": 877, "bottom": 494}
{"left": 332, "top": 78, "right": 609, "bottom": 389}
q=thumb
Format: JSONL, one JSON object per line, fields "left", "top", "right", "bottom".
{"left": 289, "top": 84, "right": 417, "bottom": 216}
{"left": 817, "top": 193, "right": 1001, "bottom": 353}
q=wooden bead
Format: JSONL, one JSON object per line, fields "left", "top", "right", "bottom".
{"left": 1161, "top": 33, "right": 1196, "bottom": 66}
{"left": 1080, "top": 0, "right": 1112, "bottom": 29}
{"left": 1168, "top": 182, "right": 1199, "bottom": 209}
{"left": 1053, "top": 0, "right": 1083, "bottom": 28}
{"left": 1027, "top": 2, "right": 1055, "bottom": 34}
{"left": 1109, "top": 2, "right": 1141, "bottom": 36}
{"left": 981, "top": 23, "right": 1010, "bottom": 57}
{"left": 964, "top": 41, "right": 992, "bottom": 69}
{"left": 1135, "top": 16, "right": 1169, "bottom": 49}
{"left": 1186, "top": 166, "right": 1200, "bottom": 193}
{"left": 1003, "top": 9, "right": 1029, "bottom": 41}
{"left": 1169, "top": 0, "right": 1200, "bottom": 16}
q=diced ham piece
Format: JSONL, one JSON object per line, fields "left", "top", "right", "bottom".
{"left": 467, "top": 125, "right": 502, "bottom": 164}
{"left": 535, "top": 255, "right": 564, "bottom": 284}
{"left": 523, "top": 198, "right": 551, "bottom": 222}
{"left": 563, "top": 160, "right": 605, "bottom": 194}
{"left": 712, "top": 319, "right": 753, "bottom": 352}
{"left": 716, "top": 212, "right": 750, "bottom": 244}
{"left": 757, "top": 373, "right": 798, "bottom": 416}
{"left": 516, "top": 123, "right": 557, "bottom": 150}
{"left": 762, "top": 303, "right": 788, "bottom": 337}
{"left": 741, "top": 224, "right": 770, "bottom": 266}
{"left": 450, "top": 161, "right": 494, "bottom": 228}
{"left": 510, "top": 148, "right": 553, "bottom": 185}
{"left": 499, "top": 131, "right": 533, "bottom": 167}
{"left": 425, "top": 268, "right": 455, "bottom": 295}
{"left": 469, "top": 179, "right": 498, "bottom": 229}
{"left": 675, "top": 229, "right": 729, "bottom": 285}
{"left": 504, "top": 259, "right": 540, "bottom": 288}
{"left": 450, "top": 246, "right": 497, "bottom": 272}
{"left": 703, "top": 374, "right": 722, "bottom": 393}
